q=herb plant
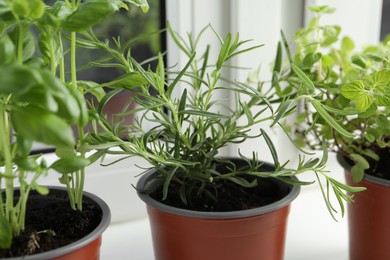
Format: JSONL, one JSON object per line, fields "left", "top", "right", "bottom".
{"left": 273, "top": 6, "right": 390, "bottom": 182}
{"left": 0, "top": 0, "right": 148, "bottom": 249}
{"left": 79, "top": 23, "right": 363, "bottom": 219}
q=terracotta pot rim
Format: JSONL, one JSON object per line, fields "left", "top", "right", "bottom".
{"left": 137, "top": 160, "right": 300, "bottom": 219}
{"left": 337, "top": 152, "right": 390, "bottom": 187}
{"left": 9, "top": 186, "right": 111, "bottom": 260}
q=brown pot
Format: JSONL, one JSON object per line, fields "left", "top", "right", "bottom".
{"left": 340, "top": 155, "right": 390, "bottom": 260}
{"left": 137, "top": 160, "right": 300, "bottom": 260}
{"left": 344, "top": 173, "right": 390, "bottom": 260}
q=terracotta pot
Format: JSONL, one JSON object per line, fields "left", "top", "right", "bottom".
{"left": 344, "top": 172, "right": 390, "bottom": 260}
{"left": 339, "top": 155, "right": 390, "bottom": 260}
{"left": 137, "top": 160, "right": 300, "bottom": 260}
{"left": 7, "top": 186, "right": 111, "bottom": 260}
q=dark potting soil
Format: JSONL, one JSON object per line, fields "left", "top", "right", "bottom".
{"left": 150, "top": 177, "right": 289, "bottom": 212}
{"left": 0, "top": 192, "right": 101, "bottom": 258}
{"left": 369, "top": 147, "right": 390, "bottom": 180}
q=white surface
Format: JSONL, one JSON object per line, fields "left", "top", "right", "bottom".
{"left": 100, "top": 184, "right": 349, "bottom": 260}
{"left": 36, "top": 151, "right": 350, "bottom": 259}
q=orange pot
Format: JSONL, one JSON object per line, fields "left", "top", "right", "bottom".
{"left": 8, "top": 187, "right": 111, "bottom": 260}
{"left": 137, "top": 161, "right": 300, "bottom": 260}
{"left": 345, "top": 171, "right": 390, "bottom": 260}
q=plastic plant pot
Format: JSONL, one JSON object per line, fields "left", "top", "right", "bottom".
{"left": 137, "top": 160, "right": 300, "bottom": 260}
{"left": 5, "top": 186, "right": 111, "bottom": 260}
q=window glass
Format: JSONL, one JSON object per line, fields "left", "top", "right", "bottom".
{"left": 33, "top": 0, "right": 166, "bottom": 151}
{"left": 381, "top": 0, "right": 390, "bottom": 40}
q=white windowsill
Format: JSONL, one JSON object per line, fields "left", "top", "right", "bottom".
{"left": 37, "top": 152, "right": 349, "bottom": 259}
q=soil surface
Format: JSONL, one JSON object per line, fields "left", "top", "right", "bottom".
{"left": 150, "top": 176, "right": 289, "bottom": 212}
{"left": 0, "top": 191, "right": 101, "bottom": 258}
{"left": 368, "top": 147, "right": 390, "bottom": 180}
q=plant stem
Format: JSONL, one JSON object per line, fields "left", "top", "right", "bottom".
{"left": 70, "top": 18, "right": 85, "bottom": 210}
{"left": 17, "top": 25, "right": 24, "bottom": 64}
{"left": 48, "top": 38, "right": 57, "bottom": 75}
{"left": 58, "top": 32, "right": 66, "bottom": 82}
{"left": 0, "top": 110, "right": 17, "bottom": 234}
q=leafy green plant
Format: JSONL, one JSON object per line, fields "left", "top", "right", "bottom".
{"left": 78, "top": 23, "right": 363, "bottom": 220}
{"left": 0, "top": 0, "right": 148, "bottom": 249}
{"left": 272, "top": 6, "right": 390, "bottom": 183}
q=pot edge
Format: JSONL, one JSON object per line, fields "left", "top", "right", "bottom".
{"left": 8, "top": 186, "right": 111, "bottom": 260}
{"left": 137, "top": 160, "right": 300, "bottom": 219}
{"left": 337, "top": 152, "right": 390, "bottom": 187}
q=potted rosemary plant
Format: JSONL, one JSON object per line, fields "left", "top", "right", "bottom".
{"left": 0, "top": 0, "right": 148, "bottom": 258}
{"left": 80, "top": 20, "right": 363, "bottom": 259}
{"left": 275, "top": 5, "right": 390, "bottom": 260}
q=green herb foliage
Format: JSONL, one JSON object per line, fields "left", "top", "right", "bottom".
{"left": 79, "top": 23, "right": 362, "bottom": 221}
{"left": 0, "top": 0, "right": 148, "bottom": 249}
{"left": 274, "top": 6, "right": 390, "bottom": 183}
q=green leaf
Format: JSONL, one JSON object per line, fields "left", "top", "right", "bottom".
{"left": 98, "top": 88, "right": 122, "bottom": 115}
{"left": 11, "top": 0, "right": 44, "bottom": 19}
{"left": 370, "top": 70, "right": 390, "bottom": 106}
{"left": 77, "top": 80, "right": 106, "bottom": 100}
{"left": 341, "top": 80, "right": 364, "bottom": 100}
{"left": 341, "top": 36, "right": 355, "bottom": 51}
{"left": 362, "top": 133, "right": 375, "bottom": 142}
{"left": 179, "top": 110, "right": 226, "bottom": 120}
{"left": 0, "top": 34, "right": 15, "bottom": 65}
{"left": 302, "top": 52, "right": 322, "bottom": 68}
{"left": 227, "top": 176, "right": 257, "bottom": 188}
{"left": 358, "top": 103, "right": 376, "bottom": 119}
{"left": 271, "top": 99, "right": 294, "bottom": 127}
{"left": 271, "top": 42, "right": 283, "bottom": 95}
{"left": 310, "top": 99, "right": 354, "bottom": 139}
{"left": 55, "top": 146, "right": 75, "bottom": 158}
{"left": 291, "top": 64, "right": 315, "bottom": 91}
{"left": 216, "top": 33, "right": 232, "bottom": 70}
{"left": 376, "top": 115, "right": 390, "bottom": 129}
{"left": 354, "top": 93, "right": 374, "bottom": 112}
{"left": 162, "top": 167, "right": 178, "bottom": 200}
{"left": 37, "top": 1, "right": 72, "bottom": 32}
{"left": 281, "top": 30, "right": 293, "bottom": 63}
{"left": 26, "top": 0, "right": 45, "bottom": 19}
{"left": 16, "top": 87, "right": 59, "bottom": 113}
{"left": 351, "top": 55, "right": 366, "bottom": 69}
{"left": 8, "top": 27, "right": 35, "bottom": 62}
{"left": 68, "top": 86, "right": 89, "bottom": 127}
{"left": 87, "top": 149, "right": 107, "bottom": 165}
{"left": 368, "top": 69, "right": 390, "bottom": 89}
{"left": 303, "top": 158, "right": 319, "bottom": 169}
{"left": 104, "top": 72, "right": 148, "bottom": 89}
{"left": 50, "top": 156, "right": 90, "bottom": 174}
{"left": 167, "top": 53, "right": 196, "bottom": 97}
{"left": 62, "top": 0, "right": 126, "bottom": 32}
{"left": 14, "top": 156, "right": 38, "bottom": 171}
{"left": 0, "top": 64, "right": 37, "bottom": 94}
{"left": 0, "top": 216, "right": 12, "bottom": 249}
{"left": 261, "top": 129, "right": 279, "bottom": 168}
{"left": 341, "top": 80, "right": 374, "bottom": 112}
{"left": 321, "top": 104, "right": 358, "bottom": 115}
{"left": 330, "top": 178, "right": 365, "bottom": 193}
{"left": 34, "top": 185, "right": 49, "bottom": 195}
{"left": 178, "top": 88, "right": 187, "bottom": 124}
{"left": 11, "top": 105, "right": 75, "bottom": 148}
{"left": 16, "top": 136, "right": 33, "bottom": 156}
{"left": 350, "top": 154, "right": 369, "bottom": 183}
{"left": 125, "top": 0, "right": 149, "bottom": 12}
{"left": 307, "top": 5, "right": 335, "bottom": 14}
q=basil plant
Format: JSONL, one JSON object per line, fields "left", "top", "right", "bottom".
{"left": 0, "top": 0, "right": 148, "bottom": 249}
